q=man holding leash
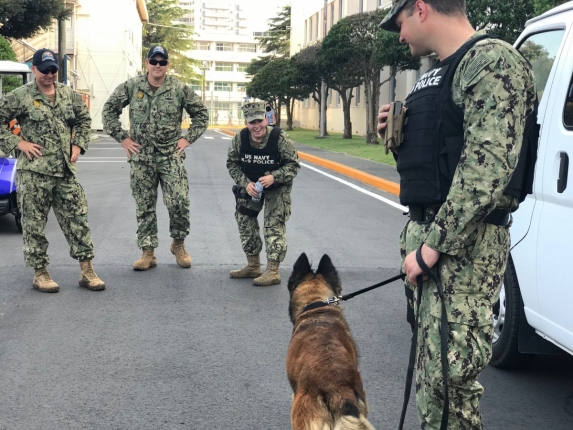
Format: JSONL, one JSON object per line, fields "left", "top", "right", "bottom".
{"left": 227, "top": 102, "right": 299, "bottom": 286}
{"left": 378, "top": 0, "right": 535, "bottom": 428}
{"left": 0, "top": 48, "right": 105, "bottom": 293}
{"left": 103, "top": 46, "right": 209, "bottom": 271}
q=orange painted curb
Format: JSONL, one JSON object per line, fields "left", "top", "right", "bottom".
{"left": 219, "top": 129, "right": 237, "bottom": 137}
{"left": 219, "top": 129, "right": 400, "bottom": 196}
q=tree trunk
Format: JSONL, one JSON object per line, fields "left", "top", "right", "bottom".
{"left": 364, "top": 75, "right": 379, "bottom": 144}
{"left": 340, "top": 89, "right": 353, "bottom": 139}
{"left": 276, "top": 103, "right": 282, "bottom": 127}
{"left": 286, "top": 97, "right": 294, "bottom": 130}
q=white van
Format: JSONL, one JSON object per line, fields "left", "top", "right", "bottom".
{"left": 491, "top": 2, "right": 573, "bottom": 368}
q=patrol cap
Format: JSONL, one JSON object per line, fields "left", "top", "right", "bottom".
{"left": 147, "top": 45, "right": 169, "bottom": 60}
{"left": 32, "top": 48, "right": 59, "bottom": 73}
{"left": 241, "top": 102, "right": 266, "bottom": 123}
{"left": 379, "top": 0, "right": 410, "bottom": 32}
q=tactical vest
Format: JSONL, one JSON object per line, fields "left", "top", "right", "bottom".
{"left": 398, "top": 34, "right": 538, "bottom": 207}
{"left": 240, "top": 127, "right": 282, "bottom": 183}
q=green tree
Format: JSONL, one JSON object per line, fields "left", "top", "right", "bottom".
{"left": 143, "top": 0, "right": 200, "bottom": 83}
{"left": 246, "top": 57, "right": 307, "bottom": 130}
{"left": 0, "top": 35, "right": 22, "bottom": 94}
{"left": 256, "top": 5, "right": 291, "bottom": 57}
{"left": 319, "top": 21, "right": 364, "bottom": 139}
{"left": 323, "top": 10, "right": 419, "bottom": 143}
{"left": 0, "top": 0, "right": 69, "bottom": 40}
{"left": 533, "top": 0, "right": 569, "bottom": 15}
{"left": 291, "top": 43, "right": 331, "bottom": 133}
{"left": 466, "top": 0, "right": 535, "bottom": 44}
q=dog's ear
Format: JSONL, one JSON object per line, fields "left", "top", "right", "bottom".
{"left": 288, "top": 253, "right": 313, "bottom": 292}
{"left": 316, "top": 254, "right": 342, "bottom": 295}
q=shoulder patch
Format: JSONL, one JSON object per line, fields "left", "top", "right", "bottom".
{"left": 461, "top": 52, "right": 494, "bottom": 87}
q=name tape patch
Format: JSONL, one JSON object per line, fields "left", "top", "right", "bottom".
{"left": 409, "top": 65, "right": 450, "bottom": 96}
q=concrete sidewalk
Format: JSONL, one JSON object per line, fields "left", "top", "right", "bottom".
{"left": 220, "top": 127, "right": 401, "bottom": 196}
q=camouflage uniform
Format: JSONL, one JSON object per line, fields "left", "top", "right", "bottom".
{"left": 397, "top": 33, "right": 536, "bottom": 429}
{"left": 102, "top": 74, "right": 209, "bottom": 249}
{"left": 226, "top": 126, "right": 300, "bottom": 262}
{"left": 0, "top": 81, "right": 95, "bottom": 268}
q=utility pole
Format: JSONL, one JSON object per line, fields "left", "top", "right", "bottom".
{"left": 317, "top": 0, "right": 327, "bottom": 139}
{"left": 57, "top": 1, "right": 67, "bottom": 83}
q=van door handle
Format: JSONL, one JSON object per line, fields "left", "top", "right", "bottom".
{"left": 557, "top": 152, "right": 569, "bottom": 193}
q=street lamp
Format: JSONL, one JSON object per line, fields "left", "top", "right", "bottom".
{"left": 200, "top": 61, "right": 209, "bottom": 105}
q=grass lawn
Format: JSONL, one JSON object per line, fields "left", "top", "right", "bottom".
{"left": 285, "top": 128, "right": 396, "bottom": 166}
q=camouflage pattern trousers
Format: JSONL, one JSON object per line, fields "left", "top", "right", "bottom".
{"left": 399, "top": 219, "right": 510, "bottom": 430}
{"left": 17, "top": 170, "right": 95, "bottom": 268}
{"left": 234, "top": 186, "right": 292, "bottom": 262}
{"left": 129, "top": 153, "right": 190, "bottom": 249}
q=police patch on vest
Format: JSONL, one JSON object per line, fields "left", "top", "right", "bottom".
{"left": 409, "top": 65, "right": 450, "bottom": 96}
{"left": 241, "top": 154, "right": 277, "bottom": 165}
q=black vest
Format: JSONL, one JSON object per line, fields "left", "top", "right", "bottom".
{"left": 240, "top": 127, "right": 282, "bottom": 183}
{"left": 397, "top": 35, "right": 538, "bottom": 207}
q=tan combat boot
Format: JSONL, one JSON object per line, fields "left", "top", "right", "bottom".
{"left": 253, "top": 259, "right": 281, "bottom": 286}
{"left": 133, "top": 248, "right": 157, "bottom": 271}
{"left": 171, "top": 239, "right": 192, "bottom": 268}
{"left": 79, "top": 260, "right": 106, "bottom": 291}
{"left": 33, "top": 267, "right": 59, "bottom": 293}
{"left": 230, "top": 255, "right": 262, "bottom": 278}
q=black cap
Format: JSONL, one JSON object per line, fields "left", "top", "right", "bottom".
{"left": 32, "top": 49, "right": 59, "bottom": 72}
{"left": 147, "top": 45, "right": 169, "bottom": 60}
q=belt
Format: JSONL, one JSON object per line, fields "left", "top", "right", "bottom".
{"left": 409, "top": 205, "right": 511, "bottom": 227}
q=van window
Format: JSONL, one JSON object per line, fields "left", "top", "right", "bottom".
{"left": 564, "top": 76, "right": 573, "bottom": 129}
{"left": 518, "top": 30, "right": 565, "bottom": 100}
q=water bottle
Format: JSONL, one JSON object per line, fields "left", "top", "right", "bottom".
{"left": 252, "top": 181, "right": 264, "bottom": 202}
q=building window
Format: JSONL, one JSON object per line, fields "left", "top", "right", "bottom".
{"left": 304, "top": 19, "right": 307, "bottom": 44}
{"left": 216, "top": 42, "right": 233, "bottom": 51}
{"left": 215, "top": 62, "right": 233, "bottom": 71}
{"left": 214, "top": 82, "right": 232, "bottom": 92}
{"left": 238, "top": 43, "right": 256, "bottom": 52}
{"left": 237, "top": 83, "right": 246, "bottom": 92}
{"left": 237, "top": 64, "right": 248, "bottom": 72}
{"left": 190, "top": 83, "right": 201, "bottom": 91}
{"left": 359, "top": 0, "right": 364, "bottom": 13}
{"left": 339, "top": 0, "right": 343, "bottom": 20}
{"left": 315, "top": 13, "right": 319, "bottom": 39}
{"left": 356, "top": 85, "right": 361, "bottom": 106}
{"left": 195, "top": 41, "right": 210, "bottom": 50}
{"left": 330, "top": 3, "right": 334, "bottom": 27}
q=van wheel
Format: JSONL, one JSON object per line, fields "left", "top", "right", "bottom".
{"left": 491, "top": 255, "right": 534, "bottom": 369}
{"left": 14, "top": 214, "right": 22, "bottom": 233}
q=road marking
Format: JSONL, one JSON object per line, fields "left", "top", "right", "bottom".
{"left": 221, "top": 137, "right": 231, "bottom": 140}
{"left": 204, "top": 136, "right": 214, "bottom": 139}
{"left": 301, "top": 163, "right": 407, "bottom": 212}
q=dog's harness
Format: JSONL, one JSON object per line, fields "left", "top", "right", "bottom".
{"left": 301, "top": 245, "right": 449, "bottom": 430}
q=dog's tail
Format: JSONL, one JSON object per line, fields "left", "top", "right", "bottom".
{"left": 332, "top": 400, "right": 375, "bottom": 430}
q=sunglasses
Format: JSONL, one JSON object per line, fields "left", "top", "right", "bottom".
{"left": 149, "top": 59, "right": 168, "bottom": 66}
{"left": 40, "top": 67, "right": 58, "bottom": 75}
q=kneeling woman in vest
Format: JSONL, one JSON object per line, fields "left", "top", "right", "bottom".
{"left": 226, "top": 102, "right": 300, "bottom": 286}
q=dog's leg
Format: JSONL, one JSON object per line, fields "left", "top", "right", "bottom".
{"left": 333, "top": 415, "right": 375, "bottom": 430}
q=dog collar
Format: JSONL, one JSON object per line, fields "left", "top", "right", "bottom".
{"left": 302, "top": 296, "right": 341, "bottom": 314}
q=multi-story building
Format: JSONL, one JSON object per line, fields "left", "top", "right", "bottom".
{"left": 179, "top": 0, "right": 290, "bottom": 125}
{"left": 290, "top": 0, "right": 432, "bottom": 136}
{"left": 11, "top": 0, "right": 148, "bottom": 130}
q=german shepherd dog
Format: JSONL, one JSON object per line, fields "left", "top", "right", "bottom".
{"left": 286, "top": 253, "right": 375, "bottom": 430}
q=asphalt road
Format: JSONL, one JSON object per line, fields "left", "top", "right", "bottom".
{"left": 0, "top": 129, "right": 571, "bottom": 430}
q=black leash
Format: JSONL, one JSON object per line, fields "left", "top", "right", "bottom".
{"left": 321, "top": 272, "right": 406, "bottom": 306}
{"left": 398, "top": 244, "right": 449, "bottom": 430}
